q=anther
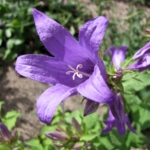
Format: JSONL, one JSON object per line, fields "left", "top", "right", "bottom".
{"left": 66, "top": 64, "right": 90, "bottom": 80}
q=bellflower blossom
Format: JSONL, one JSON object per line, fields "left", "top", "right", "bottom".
{"left": 103, "top": 46, "right": 136, "bottom": 134}
{"left": 102, "top": 93, "right": 136, "bottom": 135}
{"left": 15, "top": 9, "right": 116, "bottom": 124}
{"left": 127, "top": 42, "right": 150, "bottom": 71}
{"left": 104, "top": 45, "right": 128, "bottom": 81}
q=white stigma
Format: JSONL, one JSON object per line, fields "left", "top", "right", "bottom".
{"left": 66, "top": 64, "right": 91, "bottom": 80}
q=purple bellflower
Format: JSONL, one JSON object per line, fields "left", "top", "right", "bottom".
{"left": 127, "top": 42, "right": 150, "bottom": 71}
{"left": 103, "top": 46, "right": 136, "bottom": 134}
{"left": 104, "top": 45, "right": 128, "bottom": 81}
{"left": 102, "top": 93, "right": 136, "bottom": 135}
{"left": 0, "top": 122, "right": 11, "bottom": 141}
{"left": 15, "top": 9, "right": 116, "bottom": 124}
{"left": 105, "top": 45, "right": 128, "bottom": 71}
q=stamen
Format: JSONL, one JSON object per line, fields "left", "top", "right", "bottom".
{"left": 77, "top": 64, "right": 83, "bottom": 69}
{"left": 66, "top": 64, "right": 91, "bottom": 80}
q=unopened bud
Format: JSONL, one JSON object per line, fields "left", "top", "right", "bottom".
{"left": 146, "top": 28, "right": 150, "bottom": 34}
{"left": 72, "top": 142, "right": 84, "bottom": 150}
{"left": 45, "top": 131, "right": 68, "bottom": 141}
{"left": 72, "top": 135, "right": 79, "bottom": 141}
{"left": 13, "top": 148, "right": 18, "bottom": 150}
{"left": 0, "top": 122, "right": 11, "bottom": 141}
{"left": 72, "top": 118, "right": 82, "bottom": 134}
{"left": 12, "top": 129, "right": 18, "bottom": 141}
{"left": 84, "top": 100, "right": 99, "bottom": 116}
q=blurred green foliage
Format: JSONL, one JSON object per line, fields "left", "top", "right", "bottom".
{"left": 24, "top": 106, "right": 150, "bottom": 150}
{"left": 0, "top": 0, "right": 91, "bottom": 62}
{"left": 93, "top": 0, "right": 150, "bottom": 57}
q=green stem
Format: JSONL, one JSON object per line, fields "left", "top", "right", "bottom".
{"left": 122, "top": 57, "right": 133, "bottom": 68}
{"left": 6, "top": 22, "right": 34, "bottom": 28}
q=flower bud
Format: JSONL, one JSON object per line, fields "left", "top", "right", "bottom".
{"left": 13, "top": 148, "right": 18, "bottom": 150}
{"left": 72, "top": 142, "right": 84, "bottom": 150}
{"left": 0, "top": 122, "right": 11, "bottom": 141}
{"left": 45, "top": 131, "right": 68, "bottom": 141}
{"left": 72, "top": 118, "right": 82, "bottom": 134}
{"left": 84, "top": 100, "right": 99, "bottom": 116}
{"left": 146, "top": 28, "right": 150, "bottom": 34}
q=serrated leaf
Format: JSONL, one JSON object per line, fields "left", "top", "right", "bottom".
{"left": 123, "top": 71, "right": 150, "bottom": 92}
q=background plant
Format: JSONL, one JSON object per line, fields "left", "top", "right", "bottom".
{"left": 1, "top": 0, "right": 150, "bottom": 149}
{"left": 0, "top": 0, "right": 91, "bottom": 62}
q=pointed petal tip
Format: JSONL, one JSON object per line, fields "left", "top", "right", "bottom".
{"left": 96, "top": 16, "right": 109, "bottom": 23}
{"left": 32, "top": 8, "right": 39, "bottom": 15}
{"left": 36, "top": 85, "right": 76, "bottom": 124}
{"left": 32, "top": 8, "right": 46, "bottom": 22}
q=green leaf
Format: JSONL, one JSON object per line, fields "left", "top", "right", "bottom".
{"left": 41, "top": 125, "right": 56, "bottom": 140}
{"left": 131, "top": 104, "right": 150, "bottom": 130}
{"left": 2, "top": 110, "right": 20, "bottom": 130}
{"left": 0, "top": 39, "right": 2, "bottom": 46}
{"left": 6, "top": 39, "right": 14, "bottom": 49}
{"left": 70, "top": 26, "right": 75, "bottom": 35}
{"left": 123, "top": 71, "right": 150, "bottom": 92}
{"left": 126, "top": 132, "right": 149, "bottom": 148}
{"left": 83, "top": 113, "right": 99, "bottom": 129}
{"left": 3, "top": 49, "right": 18, "bottom": 62}
{"left": 5, "top": 28, "right": 12, "bottom": 38}
{"left": 26, "top": 139, "right": 43, "bottom": 150}
{"left": 80, "top": 134, "right": 98, "bottom": 141}
{"left": 0, "top": 101, "right": 4, "bottom": 112}
{"left": 0, "top": 144, "right": 10, "bottom": 150}
{"left": 47, "top": 145, "right": 55, "bottom": 150}
{"left": 14, "top": 39, "right": 23, "bottom": 45}
{"left": 96, "top": 134, "right": 114, "bottom": 150}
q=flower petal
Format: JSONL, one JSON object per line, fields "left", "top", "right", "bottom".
{"left": 125, "top": 115, "right": 136, "bottom": 134}
{"left": 127, "top": 53, "right": 150, "bottom": 71}
{"left": 101, "top": 121, "right": 114, "bottom": 133}
{"left": 77, "top": 65, "right": 115, "bottom": 104}
{"left": 110, "top": 93, "right": 125, "bottom": 122}
{"left": 94, "top": 55, "right": 108, "bottom": 81}
{"left": 15, "top": 54, "right": 87, "bottom": 87}
{"left": 116, "top": 121, "right": 126, "bottom": 135}
{"left": 84, "top": 99, "right": 99, "bottom": 116}
{"left": 0, "top": 122, "right": 11, "bottom": 140}
{"left": 32, "top": 8, "right": 90, "bottom": 66}
{"left": 133, "top": 42, "right": 150, "bottom": 59}
{"left": 37, "top": 84, "right": 76, "bottom": 123}
{"left": 105, "top": 46, "right": 127, "bottom": 69}
{"left": 79, "top": 16, "right": 108, "bottom": 55}
{"left": 102, "top": 109, "right": 115, "bottom": 133}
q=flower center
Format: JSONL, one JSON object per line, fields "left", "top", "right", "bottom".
{"left": 66, "top": 64, "right": 91, "bottom": 80}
